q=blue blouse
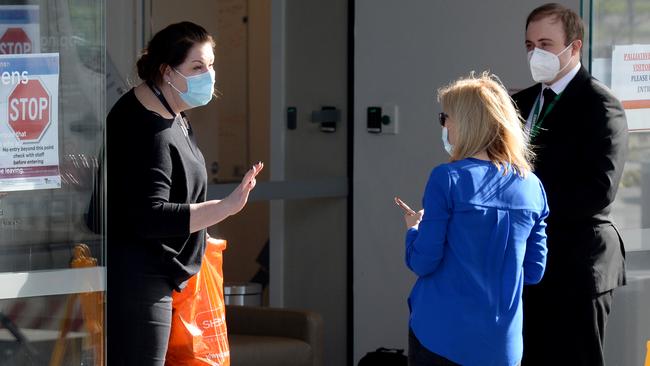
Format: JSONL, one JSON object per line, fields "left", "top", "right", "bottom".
{"left": 406, "top": 158, "right": 548, "bottom": 366}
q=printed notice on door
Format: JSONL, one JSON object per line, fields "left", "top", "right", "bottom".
{"left": 0, "top": 53, "right": 60, "bottom": 192}
{"left": 0, "top": 5, "right": 40, "bottom": 55}
{"left": 611, "top": 44, "right": 650, "bottom": 131}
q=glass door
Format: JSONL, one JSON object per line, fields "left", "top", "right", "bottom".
{"left": 584, "top": 0, "right": 650, "bottom": 248}
{"left": 582, "top": 1, "right": 650, "bottom": 364}
{"left": 0, "top": 0, "right": 105, "bottom": 365}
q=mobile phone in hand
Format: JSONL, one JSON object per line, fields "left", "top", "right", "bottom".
{"left": 394, "top": 196, "right": 416, "bottom": 216}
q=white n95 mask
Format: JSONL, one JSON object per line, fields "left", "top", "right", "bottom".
{"left": 527, "top": 43, "right": 573, "bottom": 83}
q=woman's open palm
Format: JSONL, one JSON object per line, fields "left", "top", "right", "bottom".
{"left": 224, "top": 162, "right": 263, "bottom": 215}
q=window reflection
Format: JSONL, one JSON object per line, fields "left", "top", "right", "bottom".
{"left": 0, "top": 0, "right": 105, "bottom": 268}
{"left": 589, "top": 0, "right": 650, "bottom": 250}
{"left": 0, "top": 294, "right": 101, "bottom": 365}
{"left": 0, "top": 1, "right": 105, "bottom": 365}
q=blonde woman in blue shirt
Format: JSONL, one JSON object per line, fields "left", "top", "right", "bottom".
{"left": 403, "top": 72, "right": 549, "bottom": 366}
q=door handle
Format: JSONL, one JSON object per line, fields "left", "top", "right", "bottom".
{"left": 310, "top": 106, "right": 341, "bottom": 132}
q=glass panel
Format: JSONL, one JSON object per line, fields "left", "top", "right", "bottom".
{"left": 587, "top": 0, "right": 650, "bottom": 251}
{"left": 0, "top": 0, "right": 105, "bottom": 364}
{"left": 0, "top": 0, "right": 105, "bottom": 268}
{"left": 0, "top": 294, "right": 103, "bottom": 365}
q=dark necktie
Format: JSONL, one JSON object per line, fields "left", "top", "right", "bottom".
{"left": 540, "top": 87, "right": 557, "bottom": 119}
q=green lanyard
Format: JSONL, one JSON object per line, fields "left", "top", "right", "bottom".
{"left": 530, "top": 91, "right": 562, "bottom": 139}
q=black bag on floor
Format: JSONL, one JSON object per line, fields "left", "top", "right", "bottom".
{"left": 358, "top": 347, "right": 407, "bottom": 366}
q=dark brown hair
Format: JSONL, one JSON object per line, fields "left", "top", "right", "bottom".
{"left": 136, "top": 21, "right": 215, "bottom": 86}
{"left": 526, "top": 3, "right": 584, "bottom": 46}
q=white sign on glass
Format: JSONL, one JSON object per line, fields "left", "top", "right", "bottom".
{"left": 0, "top": 53, "right": 61, "bottom": 191}
{"left": 611, "top": 44, "right": 650, "bottom": 131}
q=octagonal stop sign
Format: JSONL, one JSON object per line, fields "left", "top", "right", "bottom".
{"left": 7, "top": 79, "right": 51, "bottom": 142}
{"left": 0, "top": 27, "right": 32, "bottom": 54}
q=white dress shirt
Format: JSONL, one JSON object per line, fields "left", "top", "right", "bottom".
{"left": 525, "top": 62, "right": 582, "bottom": 133}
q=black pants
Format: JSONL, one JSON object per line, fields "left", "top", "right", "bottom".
{"left": 107, "top": 273, "right": 174, "bottom": 366}
{"left": 408, "top": 328, "right": 460, "bottom": 366}
{"left": 522, "top": 285, "right": 613, "bottom": 366}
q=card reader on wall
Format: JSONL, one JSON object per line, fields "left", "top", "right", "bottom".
{"left": 367, "top": 106, "right": 382, "bottom": 133}
{"left": 311, "top": 106, "right": 341, "bottom": 132}
{"left": 367, "top": 105, "right": 399, "bottom": 134}
{"left": 287, "top": 107, "right": 297, "bottom": 130}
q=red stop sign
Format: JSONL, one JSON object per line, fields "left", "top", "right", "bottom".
{"left": 0, "top": 28, "right": 32, "bottom": 54}
{"left": 7, "top": 79, "right": 51, "bottom": 142}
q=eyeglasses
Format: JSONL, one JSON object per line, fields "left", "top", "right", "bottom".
{"left": 438, "top": 112, "right": 449, "bottom": 127}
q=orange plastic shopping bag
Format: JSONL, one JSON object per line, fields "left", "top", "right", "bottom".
{"left": 165, "top": 238, "right": 230, "bottom": 366}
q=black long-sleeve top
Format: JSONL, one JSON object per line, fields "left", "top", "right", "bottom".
{"left": 106, "top": 89, "right": 207, "bottom": 290}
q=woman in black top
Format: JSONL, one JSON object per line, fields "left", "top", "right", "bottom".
{"left": 105, "top": 22, "right": 262, "bottom": 366}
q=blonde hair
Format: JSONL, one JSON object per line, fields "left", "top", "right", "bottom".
{"left": 437, "top": 71, "right": 533, "bottom": 177}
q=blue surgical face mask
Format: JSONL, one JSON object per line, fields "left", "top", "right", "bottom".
{"left": 441, "top": 127, "right": 454, "bottom": 155}
{"left": 168, "top": 68, "right": 215, "bottom": 107}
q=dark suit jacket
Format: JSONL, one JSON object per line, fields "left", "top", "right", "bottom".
{"left": 512, "top": 66, "right": 628, "bottom": 295}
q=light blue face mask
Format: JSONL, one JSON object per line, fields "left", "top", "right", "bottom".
{"left": 169, "top": 68, "right": 215, "bottom": 107}
{"left": 441, "top": 127, "right": 454, "bottom": 155}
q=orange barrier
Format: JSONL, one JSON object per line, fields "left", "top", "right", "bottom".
{"left": 50, "top": 244, "right": 104, "bottom": 366}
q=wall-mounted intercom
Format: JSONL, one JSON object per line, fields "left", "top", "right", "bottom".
{"left": 367, "top": 104, "right": 399, "bottom": 134}
{"left": 367, "top": 107, "right": 382, "bottom": 133}
{"left": 287, "top": 106, "right": 297, "bottom": 130}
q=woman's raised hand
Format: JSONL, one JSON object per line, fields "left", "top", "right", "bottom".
{"left": 223, "top": 162, "right": 264, "bottom": 215}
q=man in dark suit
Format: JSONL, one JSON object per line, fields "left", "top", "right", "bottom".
{"left": 512, "top": 3, "right": 628, "bottom": 366}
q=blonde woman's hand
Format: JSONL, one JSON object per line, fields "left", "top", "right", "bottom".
{"left": 223, "top": 162, "right": 264, "bottom": 216}
{"left": 404, "top": 209, "right": 424, "bottom": 229}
